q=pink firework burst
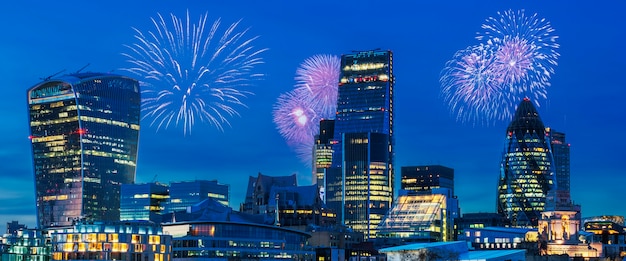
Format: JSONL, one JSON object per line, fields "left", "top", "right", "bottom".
{"left": 294, "top": 54, "right": 341, "bottom": 118}
{"left": 272, "top": 89, "right": 319, "bottom": 146}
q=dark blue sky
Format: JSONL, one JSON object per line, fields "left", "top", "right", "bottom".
{"left": 1, "top": 1, "right": 624, "bottom": 228}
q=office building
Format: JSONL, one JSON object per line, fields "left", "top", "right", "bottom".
{"left": 162, "top": 198, "right": 314, "bottom": 260}
{"left": 377, "top": 188, "right": 459, "bottom": 244}
{"left": 166, "top": 180, "right": 229, "bottom": 213}
{"left": 312, "top": 119, "right": 335, "bottom": 202}
{"left": 401, "top": 165, "right": 454, "bottom": 194}
{"left": 120, "top": 182, "right": 169, "bottom": 223}
{"left": 0, "top": 229, "right": 51, "bottom": 261}
{"left": 48, "top": 221, "right": 171, "bottom": 261}
{"left": 547, "top": 128, "right": 574, "bottom": 209}
{"left": 241, "top": 173, "right": 335, "bottom": 229}
{"left": 27, "top": 72, "right": 140, "bottom": 228}
{"left": 241, "top": 173, "right": 297, "bottom": 214}
{"left": 327, "top": 50, "right": 394, "bottom": 239}
{"left": 497, "top": 98, "right": 555, "bottom": 227}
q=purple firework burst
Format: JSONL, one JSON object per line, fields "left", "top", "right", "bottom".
{"left": 477, "top": 9, "right": 559, "bottom": 104}
{"left": 121, "top": 11, "right": 266, "bottom": 135}
{"left": 272, "top": 89, "right": 319, "bottom": 146}
{"left": 441, "top": 44, "right": 516, "bottom": 125}
{"left": 294, "top": 54, "right": 341, "bottom": 118}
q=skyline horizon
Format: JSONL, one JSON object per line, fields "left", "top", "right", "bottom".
{"left": 1, "top": 1, "right": 624, "bottom": 231}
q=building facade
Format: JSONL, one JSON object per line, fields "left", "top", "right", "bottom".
{"left": 401, "top": 165, "right": 454, "bottom": 195}
{"left": 547, "top": 129, "right": 573, "bottom": 209}
{"left": 312, "top": 119, "right": 335, "bottom": 202}
{"left": 0, "top": 229, "right": 51, "bottom": 261}
{"left": 120, "top": 183, "right": 169, "bottom": 223}
{"left": 166, "top": 180, "right": 230, "bottom": 213}
{"left": 162, "top": 198, "right": 314, "bottom": 260}
{"left": 497, "top": 98, "right": 555, "bottom": 227}
{"left": 377, "top": 188, "right": 459, "bottom": 244}
{"left": 327, "top": 50, "right": 394, "bottom": 239}
{"left": 27, "top": 72, "right": 140, "bottom": 228}
{"left": 48, "top": 221, "right": 171, "bottom": 261}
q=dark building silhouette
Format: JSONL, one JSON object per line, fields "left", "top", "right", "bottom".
{"left": 27, "top": 72, "right": 140, "bottom": 228}
{"left": 401, "top": 165, "right": 454, "bottom": 195}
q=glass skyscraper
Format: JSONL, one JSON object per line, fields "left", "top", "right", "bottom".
{"left": 313, "top": 119, "right": 335, "bottom": 202}
{"left": 497, "top": 98, "right": 555, "bottom": 227}
{"left": 547, "top": 129, "right": 572, "bottom": 206}
{"left": 326, "top": 50, "right": 394, "bottom": 239}
{"left": 27, "top": 72, "right": 140, "bottom": 228}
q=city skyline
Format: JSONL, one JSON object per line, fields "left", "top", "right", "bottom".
{"left": 0, "top": 1, "right": 624, "bottom": 229}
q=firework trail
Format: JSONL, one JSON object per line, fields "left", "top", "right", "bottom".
{"left": 477, "top": 9, "right": 559, "bottom": 104}
{"left": 294, "top": 55, "right": 341, "bottom": 118}
{"left": 121, "top": 11, "right": 266, "bottom": 135}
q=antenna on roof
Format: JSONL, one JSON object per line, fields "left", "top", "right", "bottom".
{"left": 75, "top": 63, "right": 90, "bottom": 73}
{"left": 40, "top": 69, "right": 67, "bottom": 81}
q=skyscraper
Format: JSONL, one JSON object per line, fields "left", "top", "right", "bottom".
{"left": 27, "top": 72, "right": 140, "bottom": 228}
{"left": 326, "top": 50, "right": 394, "bottom": 239}
{"left": 497, "top": 98, "right": 555, "bottom": 227}
{"left": 313, "top": 119, "right": 335, "bottom": 202}
{"left": 547, "top": 129, "right": 572, "bottom": 207}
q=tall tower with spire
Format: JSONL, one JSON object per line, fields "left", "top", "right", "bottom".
{"left": 497, "top": 98, "right": 555, "bottom": 227}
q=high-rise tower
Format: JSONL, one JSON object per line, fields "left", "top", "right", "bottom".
{"left": 497, "top": 98, "right": 555, "bottom": 227}
{"left": 547, "top": 129, "right": 572, "bottom": 206}
{"left": 312, "top": 119, "right": 335, "bottom": 202}
{"left": 326, "top": 50, "right": 394, "bottom": 239}
{"left": 27, "top": 72, "right": 140, "bottom": 228}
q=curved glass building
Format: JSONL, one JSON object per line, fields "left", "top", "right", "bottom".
{"left": 497, "top": 98, "right": 555, "bottom": 227}
{"left": 27, "top": 72, "right": 140, "bottom": 228}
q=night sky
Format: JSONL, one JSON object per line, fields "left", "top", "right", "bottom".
{"left": 1, "top": 1, "right": 624, "bottom": 229}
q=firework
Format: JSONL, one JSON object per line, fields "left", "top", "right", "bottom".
{"left": 272, "top": 89, "right": 319, "bottom": 146}
{"left": 294, "top": 55, "right": 341, "bottom": 118}
{"left": 440, "top": 44, "right": 516, "bottom": 124}
{"left": 121, "top": 11, "right": 266, "bottom": 135}
{"left": 477, "top": 9, "right": 559, "bottom": 103}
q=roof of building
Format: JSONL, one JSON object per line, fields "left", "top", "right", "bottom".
{"left": 245, "top": 173, "right": 298, "bottom": 199}
{"left": 379, "top": 241, "right": 467, "bottom": 253}
{"left": 166, "top": 198, "right": 275, "bottom": 225}
{"left": 466, "top": 226, "right": 535, "bottom": 234}
{"left": 458, "top": 249, "right": 526, "bottom": 260}
{"left": 268, "top": 184, "right": 319, "bottom": 207}
{"left": 507, "top": 97, "right": 545, "bottom": 133}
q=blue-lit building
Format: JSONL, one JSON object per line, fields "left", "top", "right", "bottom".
{"left": 166, "top": 180, "right": 230, "bottom": 213}
{"left": 48, "top": 221, "right": 171, "bottom": 261}
{"left": 327, "top": 50, "right": 394, "bottom": 239}
{"left": 497, "top": 98, "right": 555, "bottom": 227}
{"left": 0, "top": 229, "right": 51, "bottom": 261}
{"left": 162, "top": 199, "right": 314, "bottom": 260}
{"left": 27, "top": 72, "right": 140, "bottom": 228}
{"left": 120, "top": 182, "right": 169, "bottom": 223}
